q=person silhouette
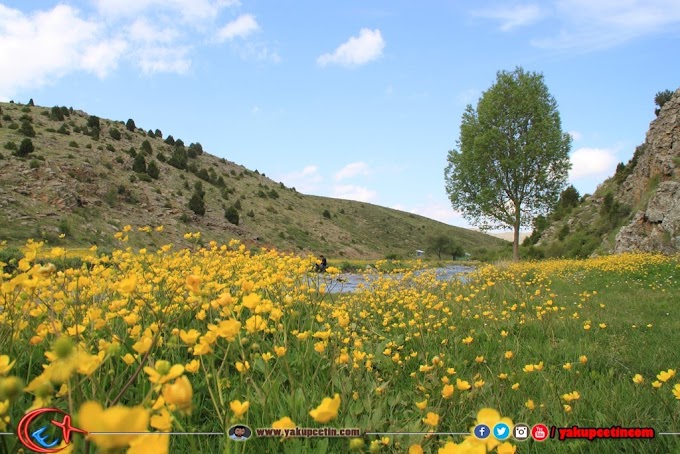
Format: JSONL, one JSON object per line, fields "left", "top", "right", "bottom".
{"left": 315, "top": 255, "right": 327, "bottom": 273}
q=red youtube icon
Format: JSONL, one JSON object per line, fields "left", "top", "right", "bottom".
{"left": 531, "top": 424, "right": 549, "bottom": 442}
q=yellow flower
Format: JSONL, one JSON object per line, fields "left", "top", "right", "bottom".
{"left": 525, "top": 399, "right": 535, "bottom": 410}
{"left": 442, "top": 384, "right": 454, "bottom": 399}
{"left": 456, "top": 378, "right": 471, "bottom": 391}
{"left": 504, "top": 351, "right": 513, "bottom": 359}
{"left": 579, "top": 355, "right": 588, "bottom": 364}
{"left": 498, "top": 373, "right": 508, "bottom": 380}
{"left": 563, "top": 362, "right": 572, "bottom": 370}
{"left": 673, "top": 384, "right": 680, "bottom": 400}
{"left": 409, "top": 444, "right": 424, "bottom": 454}
{"left": 128, "top": 434, "right": 169, "bottom": 454}
{"left": 523, "top": 364, "right": 534, "bottom": 373}
{"left": 511, "top": 383, "right": 520, "bottom": 390}
{"left": 150, "top": 408, "right": 172, "bottom": 432}
{"left": 272, "top": 416, "right": 296, "bottom": 429}
{"left": 235, "top": 361, "right": 250, "bottom": 373}
{"left": 132, "top": 337, "right": 153, "bottom": 355}
{"left": 652, "top": 380, "right": 663, "bottom": 389}
{"left": 474, "top": 380, "right": 485, "bottom": 388}
{"left": 415, "top": 400, "right": 428, "bottom": 410}
{"left": 462, "top": 336, "right": 473, "bottom": 345}
{"left": 497, "top": 441, "right": 517, "bottom": 454}
{"left": 563, "top": 404, "right": 572, "bottom": 413}
{"left": 0, "top": 356, "right": 16, "bottom": 376}
{"left": 215, "top": 319, "right": 241, "bottom": 340}
{"left": 262, "top": 352, "right": 273, "bottom": 362}
{"left": 242, "top": 293, "right": 261, "bottom": 310}
{"left": 534, "top": 361, "right": 544, "bottom": 371}
{"left": 309, "top": 394, "right": 341, "bottom": 423}
{"left": 230, "top": 400, "right": 250, "bottom": 418}
{"left": 179, "top": 329, "right": 201, "bottom": 346}
{"left": 162, "top": 376, "right": 193, "bottom": 415}
{"left": 657, "top": 369, "right": 676, "bottom": 383}
{"left": 122, "top": 353, "right": 136, "bottom": 366}
{"left": 186, "top": 274, "right": 201, "bottom": 293}
{"left": 599, "top": 323, "right": 607, "bottom": 329}
{"left": 274, "top": 346, "right": 287, "bottom": 357}
{"left": 475, "top": 356, "right": 484, "bottom": 363}
{"left": 78, "top": 401, "right": 149, "bottom": 450}
{"left": 633, "top": 374, "right": 644, "bottom": 384}
{"left": 422, "top": 412, "right": 439, "bottom": 426}
{"left": 144, "top": 362, "right": 184, "bottom": 385}
{"left": 500, "top": 330, "right": 508, "bottom": 337}
{"left": 185, "top": 360, "right": 200, "bottom": 373}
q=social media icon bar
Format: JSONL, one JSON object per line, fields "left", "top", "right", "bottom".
{"left": 473, "top": 423, "right": 491, "bottom": 439}
{"left": 492, "top": 422, "right": 510, "bottom": 440}
{"left": 512, "top": 423, "right": 530, "bottom": 441}
{"left": 531, "top": 423, "right": 549, "bottom": 442}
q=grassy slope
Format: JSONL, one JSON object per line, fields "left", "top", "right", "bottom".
{"left": 0, "top": 101, "right": 507, "bottom": 260}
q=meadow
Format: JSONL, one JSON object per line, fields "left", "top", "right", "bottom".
{"left": 0, "top": 227, "right": 679, "bottom": 454}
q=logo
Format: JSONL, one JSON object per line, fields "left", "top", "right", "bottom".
{"left": 17, "top": 408, "right": 87, "bottom": 453}
{"left": 493, "top": 422, "right": 510, "bottom": 440}
{"left": 531, "top": 423, "right": 549, "bottom": 442}
{"left": 473, "top": 424, "right": 490, "bottom": 439}
{"left": 513, "top": 423, "right": 530, "bottom": 441}
{"left": 228, "top": 424, "right": 252, "bottom": 442}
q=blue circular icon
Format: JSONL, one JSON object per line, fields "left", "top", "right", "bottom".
{"left": 473, "top": 423, "right": 491, "bottom": 439}
{"left": 493, "top": 422, "right": 511, "bottom": 440}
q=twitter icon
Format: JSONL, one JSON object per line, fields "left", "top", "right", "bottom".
{"left": 493, "top": 422, "right": 511, "bottom": 441}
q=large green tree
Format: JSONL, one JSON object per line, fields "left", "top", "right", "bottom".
{"left": 445, "top": 67, "right": 571, "bottom": 261}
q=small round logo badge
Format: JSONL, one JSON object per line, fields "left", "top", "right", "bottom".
{"left": 512, "top": 423, "right": 530, "bottom": 441}
{"left": 473, "top": 423, "right": 491, "bottom": 439}
{"left": 492, "top": 422, "right": 511, "bottom": 440}
{"left": 228, "top": 424, "right": 252, "bottom": 442}
{"left": 531, "top": 423, "right": 549, "bottom": 442}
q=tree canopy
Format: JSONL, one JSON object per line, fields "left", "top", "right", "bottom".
{"left": 445, "top": 67, "right": 571, "bottom": 260}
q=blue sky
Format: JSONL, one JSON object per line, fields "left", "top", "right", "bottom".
{"left": 1, "top": 1, "right": 679, "bottom": 231}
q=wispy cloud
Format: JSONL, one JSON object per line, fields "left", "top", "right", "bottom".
{"left": 531, "top": 0, "right": 680, "bottom": 50}
{"left": 317, "top": 28, "right": 385, "bottom": 67}
{"left": 332, "top": 184, "right": 377, "bottom": 202}
{"left": 334, "top": 162, "right": 370, "bottom": 181}
{"left": 276, "top": 165, "right": 323, "bottom": 194}
{"left": 569, "top": 147, "right": 618, "bottom": 180}
{"left": 568, "top": 131, "right": 583, "bottom": 141}
{"left": 216, "top": 14, "right": 259, "bottom": 42}
{"left": 472, "top": 4, "right": 543, "bottom": 31}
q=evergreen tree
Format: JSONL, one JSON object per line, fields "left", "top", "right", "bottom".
{"left": 19, "top": 120, "right": 35, "bottom": 137}
{"left": 164, "top": 135, "right": 175, "bottom": 146}
{"left": 154, "top": 129, "right": 162, "bottom": 138}
{"left": 225, "top": 206, "right": 239, "bottom": 225}
{"left": 141, "top": 140, "right": 153, "bottom": 155}
{"left": 28, "top": 98, "right": 35, "bottom": 106}
{"left": 132, "top": 153, "right": 147, "bottom": 173}
{"left": 126, "top": 119, "right": 136, "bottom": 131}
{"left": 147, "top": 160, "right": 160, "bottom": 179}
{"left": 17, "top": 138, "right": 35, "bottom": 157}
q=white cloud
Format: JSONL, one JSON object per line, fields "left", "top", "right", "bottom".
{"left": 569, "top": 147, "right": 618, "bottom": 180}
{"left": 569, "top": 130, "right": 583, "bottom": 141}
{"left": 0, "top": 4, "right": 125, "bottom": 97}
{"left": 472, "top": 4, "right": 543, "bottom": 31}
{"left": 317, "top": 28, "right": 385, "bottom": 67}
{"left": 136, "top": 46, "right": 191, "bottom": 74}
{"left": 128, "top": 18, "right": 179, "bottom": 44}
{"left": 332, "top": 185, "right": 377, "bottom": 202}
{"left": 93, "top": 0, "right": 237, "bottom": 23}
{"left": 276, "top": 165, "right": 323, "bottom": 194}
{"left": 531, "top": 0, "right": 680, "bottom": 50}
{"left": 334, "top": 162, "right": 370, "bottom": 181}
{"left": 407, "top": 202, "right": 466, "bottom": 226}
{"left": 216, "top": 14, "right": 259, "bottom": 42}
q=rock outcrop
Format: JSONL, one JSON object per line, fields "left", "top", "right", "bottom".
{"left": 614, "top": 88, "right": 680, "bottom": 253}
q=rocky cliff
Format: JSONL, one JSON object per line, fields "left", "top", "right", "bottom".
{"left": 614, "top": 88, "right": 680, "bottom": 253}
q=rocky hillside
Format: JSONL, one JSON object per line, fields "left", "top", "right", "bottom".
{"left": 530, "top": 88, "right": 680, "bottom": 257}
{"left": 0, "top": 101, "right": 506, "bottom": 260}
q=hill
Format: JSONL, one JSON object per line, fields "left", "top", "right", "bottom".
{"left": 0, "top": 101, "right": 507, "bottom": 260}
{"left": 525, "top": 88, "right": 680, "bottom": 257}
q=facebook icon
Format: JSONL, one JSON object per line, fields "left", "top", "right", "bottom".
{"left": 473, "top": 423, "right": 491, "bottom": 439}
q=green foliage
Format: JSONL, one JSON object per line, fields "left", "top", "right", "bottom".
{"left": 50, "top": 106, "right": 64, "bottom": 121}
{"left": 427, "top": 234, "right": 464, "bottom": 259}
{"left": 322, "top": 209, "right": 331, "bottom": 219}
{"left": 87, "top": 115, "right": 100, "bottom": 130}
{"left": 247, "top": 210, "right": 255, "bottom": 218}
{"left": 157, "top": 152, "right": 166, "bottom": 162}
{"left": 106, "top": 144, "right": 116, "bottom": 152}
{"left": 164, "top": 135, "right": 175, "bottom": 146}
{"left": 234, "top": 199, "right": 242, "bottom": 210}
{"left": 147, "top": 160, "right": 160, "bottom": 179}
{"left": 57, "top": 124, "right": 70, "bottom": 135}
{"left": 126, "top": 118, "right": 136, "bottom": 131}
{"left": 4, "top": 141, "right": 16, "bottom": 150}
{"left": 16, "top": 138, "right": 34, "bottom": 157}
{"left": 27, "top": 98, "right": 34, "bottom": 106}
{"left": 168, "top": 147, "right": 187, "bottom": 170}
{"left": 147, "top": 129, "right": 154, "bottom": 137}
{"left": 141, "top": 139, "right": 152, "bottom": 155}
{"left": 268, "top": 189, "right": 280, "bottom": 199}
{"left": 29, "top": 159, "right": 41, "bottom": 169}
{"left": 69, "top": 141, "right": 79, "bottom": 148}
{"left": 154, "top": 129, "right": 162, "bottom": 139}
{"left": 257, "top": 189, "right": 268, "bottom": 198}
{"left": 557, "top": 224, "right": 570, "bottom": 241}
{"left": 0, "top": 247, "right": 23, "bottom": 273}
{"left": 225, "top": 206, "right": 239, "bottom": 225}
{"left": 132, "top": 153, "right": 147, "bottom": 173}
{"left": 197, "top": 168, "right": 210, "bottom": 182}
{"left": 189, "top": 193, "right": 205, "bottom": 216}
{"left": 188, "top": 142, "right": 203, "bottom": 156}
{"left": 19, "top": 120, "right": 35, "bottom": 137}
{"left": 109, "top": 127, "right": 121, "bottom": 140}
{"left": 445, "top": 67, "right": 572, "bottom": 260}
{"left": 654, "top": 89, "right": 674, "bottom": 116}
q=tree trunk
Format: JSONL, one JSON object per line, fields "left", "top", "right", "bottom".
{"left": 513, "top": 206, "right": 521, "bottom": 261}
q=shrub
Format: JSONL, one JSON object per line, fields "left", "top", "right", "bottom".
{"left": 322, "top": 209, "right": 331, "bottom": 219}
{"left": 69, "top": 141, "right": 79, "bottom": 148}
{"left": 87, "top": 115, "right": 100, "bottom": 130}
{"left": 268, "top": 189, "right": 279, "bottom": 199}
{"left": 27, "top": 98, "right": 34, "bottom": 106}
{"left": 106, "top": 144, "right": 116, "bottom": 152}
{"left": 126, "top": 119, "right": 136, "bottom": 131}
{"left": 557, "top": 224, "right": 570, "bottom": 241}
{"left": 147, "top": 160, "right": 160, "bottom": 179}
{"left": 257, "top": 189, "right": 267, "bottom": 198}
{"left": 4, "top": 141, "right": 17, "bottom": 150}
{"left": 189, "top": 193, "right": 205, "bottom": 216}
{"left": 130, "top": 174, "right": 137, "bottom": 183}
{"left": 233, "top": 200, "right": 242, "bottom": 210}
{"left": 132, "top": 153, "right": 147, "bottom": 173}
{"left": 154, "top": 129, "right": 162, "bottom": 139}
{"left": 247, "top": 210, "right": 255, "bottom": 218}
{"left": 188, "top": 142, "right": 203, "bottom": 156}
{"left": 157, "top": 152, "right": 166, "bottom": 162}
{"left": 29, "top": 159, "right": 41, "bottom": 169}
{"left": 147, "top": 130, "right": 155, "bottom": 137}
{"left": 137, "top": 173, "right": 152, "bottom": 182}
{"left": 180, "top": 213, "right": 190, "bottom": 223}
{"left": 164, "top": 135, "right": 175, "bottom": 146}
{"left": 109, "top": 127, "right": 121, "bottom": 140}
{"left": 197, "top": 168, "right": 210, "bottom": 181}
{"left": 58, "top": 124, "right": 70, "bottom": 135}
{"left": 51, "top": 106, "right": 64, "bottom": 121}
{"left": 19, "top": 120, "right": 35, "bottom": 137}
{"left": 168, "top": 148, "right": 187, "bottom": 170}
{"left": 141, "top": 140, "right": 152, "bottom": 155}
{"left": 16, "top": 138, "right": 35, "bottom": 157}
{"left": 225, "top": 206, "right": 239, "bottom": 225}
